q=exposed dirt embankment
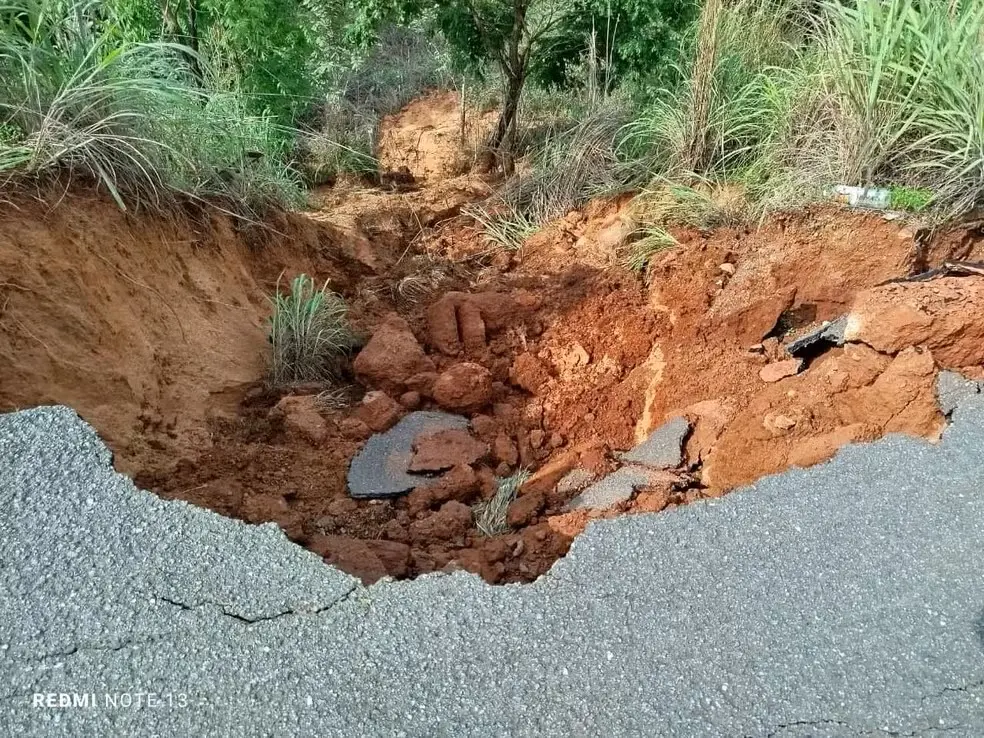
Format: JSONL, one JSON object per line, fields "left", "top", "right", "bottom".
{"left": 0, "top": 196, "right": 347, "bottom": 475}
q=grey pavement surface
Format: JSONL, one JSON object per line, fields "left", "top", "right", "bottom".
{"left": 2, "top": 401, "right": 984, "bottom": 736}
{"left": 568, "top": 465, "right": 657, "bottom": 510}
{"left": 618, "top": 416, "right": 689, "bottom": 469}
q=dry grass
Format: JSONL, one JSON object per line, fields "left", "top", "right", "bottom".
{"left": 473, "top": 471, "right": 530, "bottom": 537}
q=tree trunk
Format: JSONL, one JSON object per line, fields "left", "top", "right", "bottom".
{"left": 489, "top": 70, "right": 524, "bottom": 154}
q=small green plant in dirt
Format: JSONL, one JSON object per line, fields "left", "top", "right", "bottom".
{"left": 268, "top": 273, "right": 355, "bottom": 386}
{"left": 623, "top": 227, "right": 677, "bottom": 273}
{"left": 473, "top": 470, "right": 530, "bottom": 537}
{"left": 890, "top": 186, "right": 933, "bottom": 213}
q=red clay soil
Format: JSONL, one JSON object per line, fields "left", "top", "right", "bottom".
{"left": 4, "top": 96, "right": 984, "bottom": 586}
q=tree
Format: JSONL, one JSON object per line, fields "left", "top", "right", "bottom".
{"left": 355, "top": 0, "right": 569, "bottom": 169}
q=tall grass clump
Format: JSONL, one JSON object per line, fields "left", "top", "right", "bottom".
{"left": 624, "top": 0, "right": 984, "bottom": 227}
{"left": 0, "top": 0, "right": 303, "bottom": 212}
{"left": 465, "top": 101, "right": 636, "bottom": 249}
{"left": 268, "top": 273, "right": 354, "bottom": 387}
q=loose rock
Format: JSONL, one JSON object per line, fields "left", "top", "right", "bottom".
{"left": 272, "top": 395, "right": 327, "bottom": 445}
{"left": 568, "top": 466, "right": 676, "bottom": 511}
{"left": 620, "top": 417, "right": 690, "bottom": 469}
{"left": 353, "top": 314, "right": 435, "bottom": 391}
{"left": 409, "top": 429, "right": 488, "bottom": 472}
{"left": 354, "top": 391, "right": 403, "bottom": 433}
{"left": 759, "top": 358, "right": 804, "bottom": 383}
{"left": 432, "top": 363, "right": 493, "bottom": 412}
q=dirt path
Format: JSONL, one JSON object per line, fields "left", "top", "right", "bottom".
{"left": 3, "top": 94, "right": 984, "bottom": 586}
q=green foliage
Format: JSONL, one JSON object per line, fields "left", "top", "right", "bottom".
{"left": 299, "top": 21, "right": 453, "bottom": 182}
{"left": 529, "top": 0, "right": 696, "bottom": 92}
{"left": 0, "top": 0, "right": 304, "bottom": 211}
{"left": 623, "top": 226, "right": 676, "bottom": 272}
{"left": 890, "top": 186, "right": 932, "bottom": 212}
{"left": 268, "top": 273, "right": 354, "bottom": 387}
{"left": 624, "top": 0, "right": 984, "bottom": 222}
{"left": 105, "top": 0, "right": 348, "bottom": 122}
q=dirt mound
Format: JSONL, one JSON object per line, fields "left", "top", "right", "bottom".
{"left": 4, "top": 176, "right": 984, "bottom": 587}
{"left": 376, "top": 91, "right": 495, "bottom": 182}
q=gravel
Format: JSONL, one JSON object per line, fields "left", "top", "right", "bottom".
{"left": 3, "top": 400, "right": 984, "bottom": 736}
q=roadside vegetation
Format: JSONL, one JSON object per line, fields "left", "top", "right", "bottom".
{"left": 268, "top": 273, "right": 355, "bottom": 387}
{"left": 1, "top": 0, "right": 981, "bottom": 235}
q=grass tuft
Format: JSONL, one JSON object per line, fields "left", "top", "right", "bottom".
{"left": 473, "top": 470, "right": 530, "bottom": 537}
{"left": 268, "top": 273, "right": 354, "bottom": 387}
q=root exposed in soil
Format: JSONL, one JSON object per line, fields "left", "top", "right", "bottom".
{"left": 4, "top": 95, "right": 984, "bottom": 586}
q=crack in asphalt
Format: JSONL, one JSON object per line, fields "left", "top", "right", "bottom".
{"left": 155, "top": 584, "right": 361, "bottom": 625}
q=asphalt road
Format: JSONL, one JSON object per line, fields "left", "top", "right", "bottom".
{"left": 2, "top": 399, "right": 983, "bottom": 736}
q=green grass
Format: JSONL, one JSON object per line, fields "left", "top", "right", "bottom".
{"left": 890, "top": 186, "right": 933, "bottom": 212}
{"left": 623, "top": 227, "right": 678, "bottom": 273}
{"left": 268, "top": 273, "right": 355, "bottom": 387}
{"left": 0, "top": 0, "right": 303, "bottom": 213}
{"left": 623, "top": 0, "right": 984, "bottom": 229}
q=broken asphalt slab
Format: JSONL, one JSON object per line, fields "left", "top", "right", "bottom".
{"left": 4, "top": 401, "right": 984, "bottom": 736}
{"left": 567, "top": 466, "right": 662, "bottom": 510}
{"left": 346, "top": 410, "right": 468, "bottom": 498}
{"left": 937, "top": 369, "right": 983, "bottom": 417}
{"left": 618, "top": 416, "right": 689, "bottom": 469}
{"left": 785, "top": 316, "right": 848, "bottom": 357}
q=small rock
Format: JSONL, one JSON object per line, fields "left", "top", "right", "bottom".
{"left": 620, "top": 417, "right": 690, "bottom": 469}
{"left": 470, "top": 414, "right": 499, "bottom": 438}
{"left": 408, "top": 501, "right": 472, "bottom": 544}
{"left": 399, "top": 391, "right": 421, "bottom": 409}
{"left": 418, "top": 464, "right": 481, "bottom": 506}
{"left": 548, "top": 433, "right": 564, "bottom": 449}
{"left": 492, "top": 433, "right": 519, "bottom": 466}
{"left": 510, "top": 353, "right": 552, "bottom": 393}
{"left": 363, "top": 539, "right": 411, "bottom": 579}
{"left": 495, "top": 462, "right": 512, "bottom": 477}
{"left": 352, "top": 314, "right": 435, "bottom": 391}
{"left": 338, "top": 417, "right": 371, "bottom": 440}
{"left": 432, "top": 363, "right": 493, "bottom": 412}
{"left": 529, "top": 429, "right": 545, "bottom": 450}
{"left": 409, "top": 429, "right": 488, "bottom": 472}
{"left": 354, "top": 391, "right": 403, "bottom": 432}
{"left": 759, "top": 358, "right": 804, "bottom": 383}
{"left": 748, "top": 343, "right": 765, "bottom": 354}
{"left": 405, "top": 372, "right": 439, "bottom": 397}
{"left": 506, "top": 491, "right": 546, "bottom": 528}
{"left": 719, "top": 263, "right": 736, "bottom": 275}
{"left": 763, "top": 413, "right": 797, "bottom": 434}
{"left": 273, "top": 395, "right": 327, "bottom": 445}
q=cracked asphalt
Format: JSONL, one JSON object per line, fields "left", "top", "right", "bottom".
{"left": 2, "top": 400, "right": 984, "bottom": 737}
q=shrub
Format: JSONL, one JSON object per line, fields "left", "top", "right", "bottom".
{"left": 465, "top": 101, "right": 636, "bottom": 249}
{"left": 268, "top": 273, "right": 354, "bottom": 386}
{"left": 300, "top": 23, "right": 454, "bottom": 181}
{"left": 0, "top": 0, "right": 304, "bottom": 212}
